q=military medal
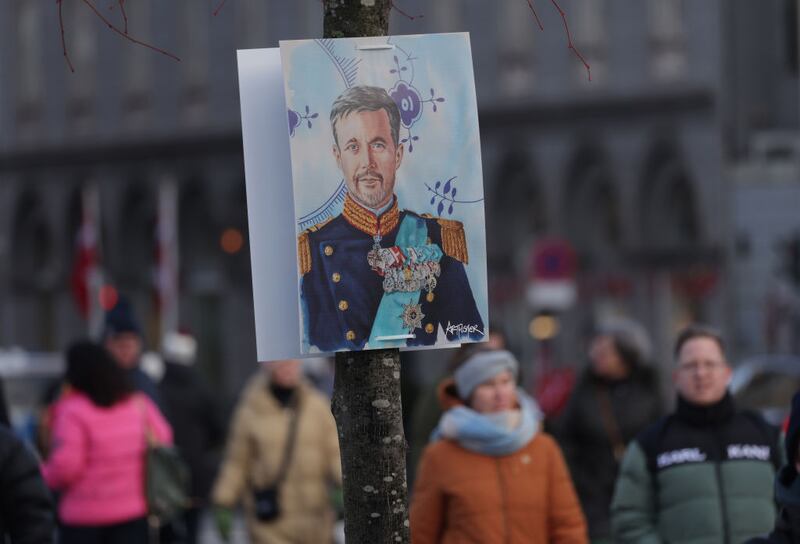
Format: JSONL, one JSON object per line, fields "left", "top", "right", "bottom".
{"left": 367, "top": 234, "right": 384, "bottom": 273}
{"left": 400, "top": 302, "right": 425, "bottom": 331}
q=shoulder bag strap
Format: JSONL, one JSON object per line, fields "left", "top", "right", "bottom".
{"left": 271, "top": 393, "right": 302, "bottom": 487}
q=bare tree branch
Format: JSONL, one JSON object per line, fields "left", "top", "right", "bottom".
{"left": 59, "top": 0, "right": 181, "bottom": 72}
{"left": 79, "top": 0, "right": 180, "bottom": 61}
{"left": 212, "top": 0, "right": 230, "bottom": 17}
{"left": 57, "top": 0, "right": 76, "bottom": 73}
{"left": 389, "top": 1, "right": 423, "bottom": 21}
{"left": 547, "top": 0, "right": 592, "bottom": 81}
{"left": 525, "top": 0, "right": 545, "bottom": 30}
{"left": 118, "top": 0, "right": 128, "bottom": 35}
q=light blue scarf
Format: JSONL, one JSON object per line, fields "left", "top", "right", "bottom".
{"left": 430, "top": 388, "right": 541, "bottom": 456}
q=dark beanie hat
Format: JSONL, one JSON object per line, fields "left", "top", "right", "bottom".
{"left": 786, "top": 391, "right": 800, "bottom": 466}
{"left": 103, "top": 296, "right": 141, "bottom": 338}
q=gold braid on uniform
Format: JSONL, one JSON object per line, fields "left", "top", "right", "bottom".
{"left": 342, "top": 194, "right": 400, "bottom": 236}
{"left": 298, "top": 231, "right": 311, "bottom": 275}
{"left": 438, "top": 218, "right": 469, "bottom": 264}
{"left": 297, "top": 217, "right": 334, "bottom": 276}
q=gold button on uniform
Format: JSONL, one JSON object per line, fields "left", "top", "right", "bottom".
{"left": 338, "top": 300, "right": 349, "bottom": 311}
{"left": 324, "top": 245, "right": 334, "bottom": 256}
{"left": 425, "top": 323, "right": 434, "bottom": 334}
{"left": 346, "top": 330, "right": 356, "bottom": 341}
{"left": 426, "top": 292, "right": 435, "bottom": 303}
{"left": 332, "top": 272, "right": 341, "bottom": 283}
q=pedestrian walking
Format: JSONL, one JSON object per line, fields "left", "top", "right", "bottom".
{"left": 42, "top": 341, "right": 172, "bottom": 544}
{"left": 211, "top": 359, "right": 342, "bottom": 544}
{"left": 0, "top": 424, "right": 55, "bottom": 543}
{"left": 611, "top": 324, "right": 782, "bottom": 543}
{"left": 103, "top": 296, "right": 163, "bottom": 409}
{"left": 158, "top": 331, "right": 226, "bottom": 544}
{"left": 559, "top": 318, "right": 663, "bottom": 543}
{"left": 747, "top": 390, "right": 800, "bottom": 543}
{"left": 411, "top": 349, "right": 588, "bottom": 543}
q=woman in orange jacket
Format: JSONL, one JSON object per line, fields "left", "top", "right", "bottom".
{"left": 410, "top": 349, "right": 588, "bottom": 544}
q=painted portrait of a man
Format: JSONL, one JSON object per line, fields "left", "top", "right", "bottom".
{"left": 298, "top": 85, "right": 484, "bottom": 351}
{"left": 275, "top": 34, "right": 488, "bottom": 354}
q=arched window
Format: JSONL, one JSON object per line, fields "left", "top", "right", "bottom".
{"left": 488, "top": 150, "right": 546, "bottom": 265}
{"left": 179, "top": 180, "right": 220, "bottom": 290}
{"left": 564, "top": 147, "right": 621, "bottom": 267}
{"left": 11, "top": 189, "right": 54, "bottom": 290}
{"left": 640, "top": 145, "right": 699, "bottom": 248}
{"left": 116, "top": 182, "right": 156, "bottom": 289}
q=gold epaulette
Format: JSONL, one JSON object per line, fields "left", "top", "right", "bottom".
{"left": 297, "top": 217, "right": 334, "bottom": 275}
{"left": 437, "top": 218, "right": 469, "bottom": 264}
{"left": 298, "top": 232, "right": 311, "bottom": 275}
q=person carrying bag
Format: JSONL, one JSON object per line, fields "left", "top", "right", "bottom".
{"left": 252, "top": 397, "right": 299, "bottom": 522}
{"left": 139, "top": 399, "right": 191, "bottom": 543}
{"left": 211, "top": 360, "right": 343, "bottom": 544}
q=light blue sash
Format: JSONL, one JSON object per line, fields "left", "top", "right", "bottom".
{"left": 368, "top": 215, "right": 432, "bottom": 348}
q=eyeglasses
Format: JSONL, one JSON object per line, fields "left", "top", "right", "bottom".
{"left": 677, "top": 360, "right": 726, "bottom": 374}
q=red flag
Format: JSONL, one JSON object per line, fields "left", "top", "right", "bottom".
{"left": 70, "top": 186, "right": 99, "bottom": 319}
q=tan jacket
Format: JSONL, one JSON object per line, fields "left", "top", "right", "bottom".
{"left": 212, "top": 373, "right": 342, "bottom": 544}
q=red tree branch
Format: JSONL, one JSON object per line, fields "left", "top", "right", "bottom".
{"left": 79, "top": 0, "right": 180, "bottom": 61}
{"left": 389, "top": 1, "right": 423, "bottom": 21}
{"left": 212, "top": 0, "right": 229, "bottom": 17}
{"left": 525, "top": 0, "right": 545, "bottom": 31}
{"left": 547, "top": 0, "right": 592, "bottom": 81}
{"left": 59, "top": 0, "right": 180, "bottom": 72}
{"left": 57, "top": 0, "right": 76, "bottom": 73}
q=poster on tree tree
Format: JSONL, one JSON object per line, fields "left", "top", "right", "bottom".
{"left": 280, "top": 33, "right": 488, "bottom": 354}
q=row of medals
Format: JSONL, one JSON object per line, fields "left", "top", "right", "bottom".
{"left": 367, "top": 237, "right": 441, "bottom": 295}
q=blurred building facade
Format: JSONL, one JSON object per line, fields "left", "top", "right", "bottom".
{"left": 1, "top": 1, "right": 798, "bottom": 397}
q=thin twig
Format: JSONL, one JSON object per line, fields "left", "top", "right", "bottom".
{"left": 57, "top": 0, "right": 76, "bottom": 73}
{"left": 212, "top": 0, "right": 230, "bottom": 17}
{"left": 79, "top": 0, "right": 180, "bottom": 62}
{"left": 524, "top": 0, "right": 544, "bottom": 30}
{"left": 118, "top": 0, "right": 128, "bottom": 34}
{"left": 389, "top": 1, "right": 423, "bottom": 21}
{"left": 548, "top": 0, "right": 591, "bottom": 81}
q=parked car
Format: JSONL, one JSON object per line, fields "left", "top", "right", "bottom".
{"left": 730, "top": 355, "right": 800, "bottom": 426}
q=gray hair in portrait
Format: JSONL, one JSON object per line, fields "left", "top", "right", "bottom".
{"left": 329, "top": 85, "right": 401, "bottom": 148}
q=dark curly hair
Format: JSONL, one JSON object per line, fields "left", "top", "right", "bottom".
{"left": 65, "top": 340, "right": 134, "bottom": 407}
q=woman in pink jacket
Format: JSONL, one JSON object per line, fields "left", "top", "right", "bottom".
{"left": 42, "top": 341, "right": 172, "bottom": 544}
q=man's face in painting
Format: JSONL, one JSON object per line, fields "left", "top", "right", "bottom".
{"left": 333, "top": 108, "right": 404, "bottom": 210}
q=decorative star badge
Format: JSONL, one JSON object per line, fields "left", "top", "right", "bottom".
{"left": 400, "top": 302, "right": 425, "bottom": 332}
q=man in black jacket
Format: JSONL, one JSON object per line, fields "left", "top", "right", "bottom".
{"left": 612, "top": 324, "right": 782, "bottom": 543}
{"left": 0, "top": 425, "right": 54, "bottom": 543}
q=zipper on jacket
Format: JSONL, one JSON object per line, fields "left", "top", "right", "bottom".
{"left": 714, "top": 461, "right": 731, "bottom": 544}
{"left": 712, "top": 427, "right": 732, "bottom": 544}
{"left": 495, "top": 458, "right": 510, "bottom": 544}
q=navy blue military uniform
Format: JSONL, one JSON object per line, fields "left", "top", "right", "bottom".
{"left": 299, "top": 195, "right": 484, "bottom": 352}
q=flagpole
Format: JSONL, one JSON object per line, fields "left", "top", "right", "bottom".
{"left": 157, "top": 177, "right": 179, "bottom": 345}
{"left": 85, "top": 182, "right": 104, "bottom": 339}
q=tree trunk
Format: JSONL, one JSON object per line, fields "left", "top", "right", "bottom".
{"left": 324, "top": 0, "right": 391, "bottom": 40}
{"left": 323, "top": 5, "right": 408, "bottom": 544}
{"left": 332, "top": 351, "right": 409, "bottom": 544}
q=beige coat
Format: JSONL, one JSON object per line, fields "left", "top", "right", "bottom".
{"left": 212, "top": 373, "right": 342, "bottom": 544}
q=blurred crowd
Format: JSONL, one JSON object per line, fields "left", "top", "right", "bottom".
{"left": 2, "top": 297, "right": 800, "bottom": 544}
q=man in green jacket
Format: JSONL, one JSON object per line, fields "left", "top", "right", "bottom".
{"left": 611, "top": 324, "right": 782, "bottom": 544}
